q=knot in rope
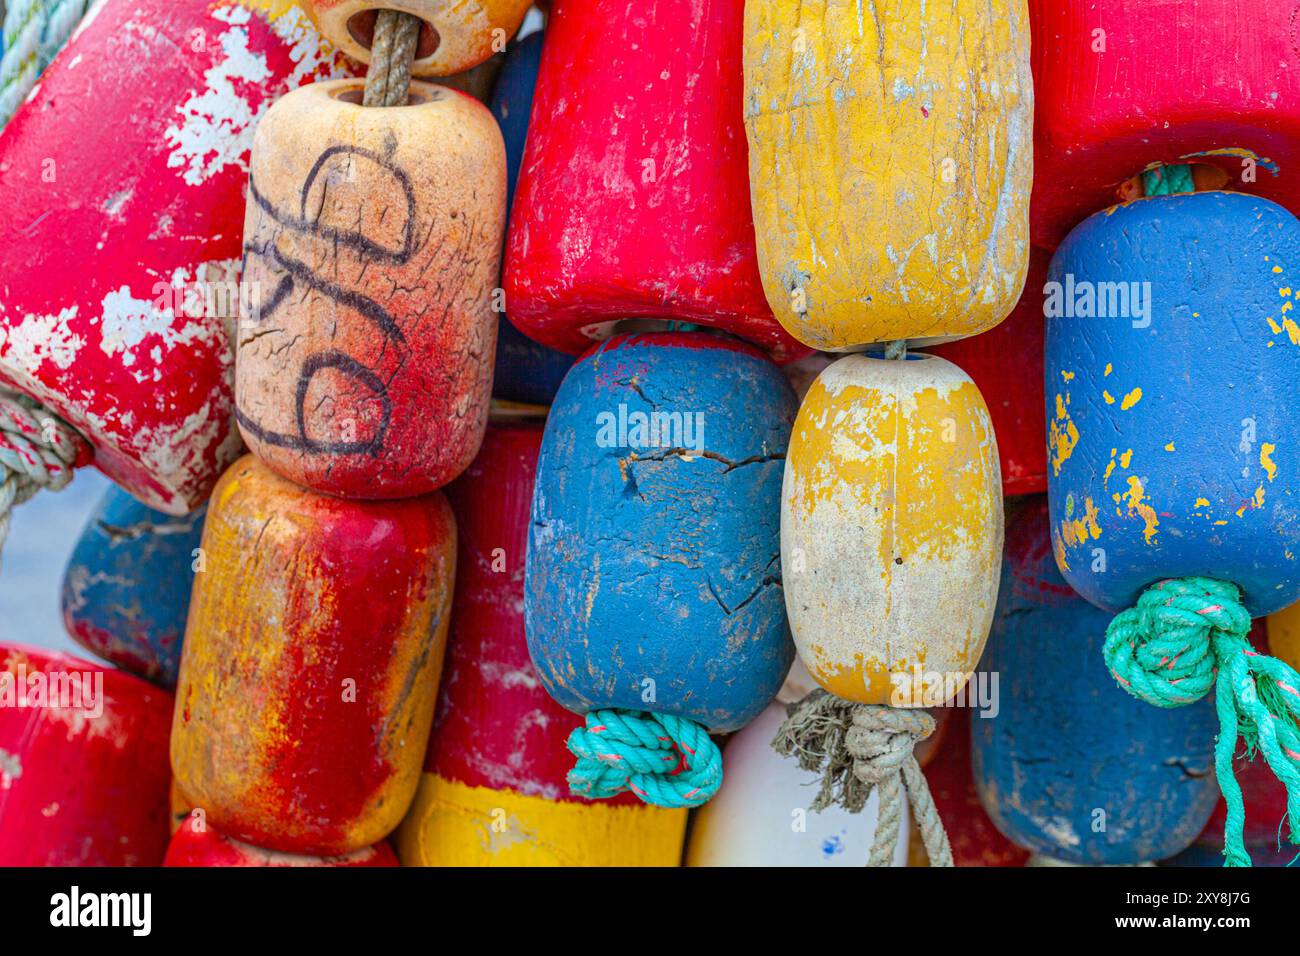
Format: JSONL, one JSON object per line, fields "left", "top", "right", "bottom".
{"left": 566, "top": 708, "right": 722, "bottom": 809}
{"left": 845, "top": 704, "right": 934, "bottom": 786}
{"left": 773, "top": 689, "right": 952, "bottom": 867}
{"left": 1104, "top": 576, "right": 1247, "bottom": 707}
{"left": 0, "top": 388, "right": 84, "bottom": 563}
{"left": 1, "top": 0, "right": 91, "bottom": 127}
{"left": 1105, "top": 577, "right": 1300, "bottom": 867}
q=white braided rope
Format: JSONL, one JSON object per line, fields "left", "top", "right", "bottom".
{"left": 0, "top": 389, "right": 82, "bottom": 565}
{"left": 0, "top": 0, "right": 91, "bottom": 127}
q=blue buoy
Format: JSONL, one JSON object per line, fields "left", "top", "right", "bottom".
{"left": 490, "top": 29, "right": 575, "bottom": 405}
{"left": 525, "top": 332, "right": 795, "bottom": 733}
{"left": 60, "top": 486, "right": 205, "bottom": 688}
{"left": 971, "top": 497, "right": 1220, "bottom": 864}
{"left": 1045, "top": 191, "right": 1300, "bottom": 616}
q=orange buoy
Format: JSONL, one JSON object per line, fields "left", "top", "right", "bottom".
{"left": 170, "top": 455, "right": 455, "bottom": 855}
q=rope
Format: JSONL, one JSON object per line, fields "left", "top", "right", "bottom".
{"left": 0, "top": 0, "right": 90, "bottom": 127}
{"left": 1140, "top": 163, "right": 1196, "bottom": 197}
{"left": 773, "top": 689, "right": 952, "bottom": 866}
{"left": 884, "top": 339, "right": 908, "bottom": 360}
{"left": 1105, "top": 577, "right": 1300, "bottom": 867}
{"left": 565, "top": 708, "right": 723, "bottom": 808}
{"left": 0, "top": 389, "right": 84, "bottom": 566}
{"left": 362, "top": 9, "right": 421, "bottom": 108}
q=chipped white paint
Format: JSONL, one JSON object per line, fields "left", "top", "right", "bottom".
{"left": 0, "top": 306, "right": 84, "bottom": 373}
{"left": 163, "top": 4, "right": 346, "bottom": 188}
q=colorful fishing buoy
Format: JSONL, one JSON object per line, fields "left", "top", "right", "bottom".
{"left": 398, "top": 423, "right": 689, "bottom": 865}
{"left": 686, "top": 703, "right": 909, "bottom": 867}
{"left": 0, "top": 0, "right": 351, "bottom": 516}
{"left": 504, "top": 0, "right": 803, "bottom": 362}
{"left": 165, "top": 817, "right": 398, "bottom": 867}
{"left": 60, "top": 486, "right": 205, "bottom": 688}
{"left": 916, "top": 708, "right": 1028, "bottom": 868}
{"left": 742, "top": 2, "right": 1032, "bottom": 350}
{"left": 776, "top": 352, "right": 1003, "bottom": 866}
{"left": 972, "top": 497, "right": 1219, "bottom": 864}
{"left": 490, "top": 28, "right": 574, "bottom": 406}
{"left": 0, "top": 644, "right": 172, "bottom": 866}
{"left": 1030, "top": 0, "right": 1300, "bottom": 249}
{"left": 236, "top": 77, "right": 504, "bottom": 498}
{"left": 926, "top": 248, "right": 1050, "bottom": 497}
{"left": 525, "top": 333, "right": 796, "bottom": 808}
{"left": 1048, "top": 185, "right": 1300, "bottom": 866}
{"left": 301, "top": 0, "right": 531, "bottom": 77}
{"left": 170, "top": 455, "right": 455, "bottom": 855}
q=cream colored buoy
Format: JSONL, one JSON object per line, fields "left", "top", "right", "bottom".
{"left": 782, "top": 353, "right": 1003, "bottom": 706}
{"left": 236, "top": 78, "right": 504, "bottom": 499}
{"left": 301, "top": 0, "right": 532, "bottom": 76}
{"left": 686, "top": 703, "right": 908, "bottom": 867}
{"left": 743, "top": 2, "right": 1033, "bottom": 350}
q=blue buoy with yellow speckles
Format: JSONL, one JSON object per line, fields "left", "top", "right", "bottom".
{"left": 526, "top": 332, "right": 795, "bottom": 807}
{"left": 490, "top": 29, "right": 574, "bottom": 406}
{"left": 61, "top": 485, "right": 206, "bottom": 688}
{"left": 1046, "top": 191, "right": 1300, "bottom": 616}
{"left": 972, "top": 497, "right": 1219, "bottom": 865}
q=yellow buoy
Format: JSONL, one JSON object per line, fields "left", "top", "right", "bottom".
{"left": 744, "top": 1, "right": 1033, "bottom": 349}
{"left": 781, "top": 353, "right": 1003, "bottom": 705}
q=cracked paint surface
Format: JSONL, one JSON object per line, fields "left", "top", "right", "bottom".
{"left": 525, "top": 333, "right": 796, "bottom": 734}
{"left": 0, "top": 0, "right": 353, "bottom": 513}
{"left": 744, "top": 0, "right": 1033, "bottom": 349}
{"left": 782, "top": 353, "right": 1002, "bottom": 705}
{"left": 399, "top": 425, "right": 686, "bottom": 865}
{"left": 1046, "top": 193, "right": 1300, "bottom": 615}
{"left": 972, "top": 499, "right": 1220, "bottom": 865}
{"left": 236, "top": 79, "right": 503, "bottom": 498}
{"left": 170, "top": 456, "right": 454, "bottom": 855}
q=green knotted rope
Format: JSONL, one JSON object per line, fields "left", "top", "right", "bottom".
{"left": 1140, "top": 163, "right": 1196, "bottom": 197}
{"left": 773, "top": 689, "right": 952, "bottom": 867}
{"left": 566, "top": 709, "right": 723, "bottom": 808}
{"left": 1104, "top": 577, "right": 1300, "bottom": 867}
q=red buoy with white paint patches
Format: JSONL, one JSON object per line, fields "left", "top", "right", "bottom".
{"left": 0, "top": 0, "right": 352, "bottom": 512}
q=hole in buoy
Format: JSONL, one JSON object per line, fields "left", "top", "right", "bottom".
{"left": 580, "top": 318, "right": 742, "bottom": 343}
{"left": 1116, "top": 163, "right": 1231, "bottom": 202}
{"left": 346, "top": 11, "right": 442, "bottom": 59}
{"left": 333, "top": 84, "right": 436, "bottom": 106}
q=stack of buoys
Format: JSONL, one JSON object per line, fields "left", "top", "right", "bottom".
{"left": 742, "top": 1, "right": 1032, "bottom": 867}
{"left": 0, "top": 0, "right": 353, "bottom": 867}
{"left": 397, "top": 424, "right": 689, "bottom": 864}
{"left": 503, "top": 0, "right": 802, "bottom": 824}
{"left": 166, "top": 0, "right": 511, "bottom": 864}
{"left": 1035, "top": 0, "right": 1300, "bottom": 866}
